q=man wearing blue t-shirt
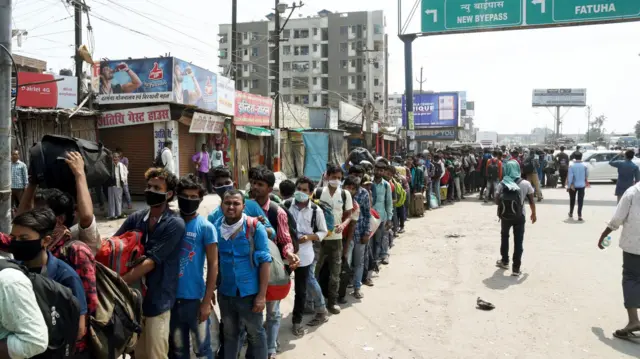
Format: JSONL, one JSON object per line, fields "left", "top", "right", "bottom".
{"left": 170, "top": 174, "right": 218, "bottom": 359}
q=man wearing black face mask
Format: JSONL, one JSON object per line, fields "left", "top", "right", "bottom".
{"left": 170, "top": 174, "right": 218, "bottom": 359}
{"left": 115, "top": 167, "right": 185, "bottom": 359}
{"left": 0, "top": 207, "right": 89, "bottom": 356}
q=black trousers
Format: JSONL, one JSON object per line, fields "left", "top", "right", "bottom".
{"left": 559, "top": 169, "right": 568, "bottom": 187}
{"left": 569, "top": 187, "right": 585, "bottom": 217}
{"left": 500, "top": 220, "right": 526, "bottom": 271}
{"left": 292, "top": 265, "right": 310, "bottom": 324}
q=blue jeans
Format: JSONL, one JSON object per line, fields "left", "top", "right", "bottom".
{"left": 170, "top": 299, "right": 214, "bottom": 359}
{"left": 218, "top": 294, "right": 267, "bottom": 359}
{"left": 373, "top": 225, "right": 387, "bottom": 260}
{"left": 352, "top": 240, "right": 367, "bottom": 290}
{"left": 305, "top": 243, "right": 326, "bottom": 312}
{"left": 264, "top": 301, "right": 280, "bottom": 355}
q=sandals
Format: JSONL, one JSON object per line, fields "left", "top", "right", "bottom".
{"left": 307, "top": 313, "right": 329, "bottom": 327}
{"left": 613, "top": 329, "right": 640, "bottom": 341}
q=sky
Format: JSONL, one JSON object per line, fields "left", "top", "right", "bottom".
{"left": 9, "top": 0, "right": 640, "bottom": 135}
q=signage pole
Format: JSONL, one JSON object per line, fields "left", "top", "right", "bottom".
{"left": 555, "top": 106, "right": 561, "bottom": 140}
{"left": 399, "top": 33, "right": 416, "bottom": 154}
{"left": 73, "top": 0, "right": 83, "bottom": 105}
{"left": 0, "top": 0, "right": 12, "bottom": 234}
{"left": 272, "top": 0, "right": 281, "bottom": 172}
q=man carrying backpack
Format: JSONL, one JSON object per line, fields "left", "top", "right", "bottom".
{"left": 495, "top": 160, "right": 537, "bottom": 277}
{"left": 115, "top": 167, "right": 186, "bottom": 359}
{"left": 484, "top": 150, "right": 503, "bottom": 203}
{"left": 555, "top": 146, "right": 570, "bottom": 188}
{"left": 170, "top": 174, "right": 218, "bottom": 359}
{"left": 288, "top": 177, "right": 328, "bottom": 335}
{"left": 523, "top": 150, "right": 543, "bottom": 202}
{"left": 250, "top": 167, "right": 299, "bottom": 357}
{"left": 155, "top": 139, "right": 175, "bottom": 174}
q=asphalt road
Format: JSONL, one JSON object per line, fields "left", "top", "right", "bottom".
{"left": 275, "top": 182, "right": 640, "bottom": 359}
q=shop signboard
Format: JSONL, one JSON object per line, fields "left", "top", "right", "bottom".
{"left": 97, "top": 105, "right": 171, "bottom": 129}
{"left": 402, "top": 92, "right": 459, "bottom": 128}
{"left": 234, "top": 91, "right": 272, "bottom": 127}
{"left": 16, "top": 72, "right": 77, "bottom": 109}
{"left": 189, "top": 112, "right": 225, "bottom": 134}
{"left": 173, "top": 58, "right": 217, "bottom": 111}
{"left": 338, "top": 101, "right": 363, "bottom": 125}
{"left": 414, "top": 128, "right": 456, "bottom": 140}
{"left": 154, "top": 121, "right": 179, "bottom": 176}
{"left": 216, "top": 75, "right": 236, "bottom": 116}
{"left": 97, "top": 57, "right": 173, "bottom": 104}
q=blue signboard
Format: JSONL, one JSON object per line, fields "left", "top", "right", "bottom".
{"left": 97, "top": 57, "right": 173, "bottom": 104}
{"left": 173, "top": 58, "right": 217, "bottom": 111}
{"left": 402, "top": 92, "right": 459, "bottom": 128}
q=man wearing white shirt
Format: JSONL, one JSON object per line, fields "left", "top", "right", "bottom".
{"left": 287, "top": 177, "right": 328, "bottom": 336}
{"left": 161, "top": 139, "right": 175, "bottom": 174}
{"left": 598, "top": 182, "right": 640, "bottom": 339}
{"left": 210, "top": 144, "right": 224, "bottom": 169}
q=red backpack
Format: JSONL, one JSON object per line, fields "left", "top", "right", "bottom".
{"left": 95, "top": 231, "right": 145, "bottom": 276}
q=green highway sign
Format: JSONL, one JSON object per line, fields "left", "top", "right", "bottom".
{"left": 421, "top": 0, "right": 640, "bottom": 35}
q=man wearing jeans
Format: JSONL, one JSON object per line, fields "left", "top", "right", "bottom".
{"left": 568, "top": 152, "right": 589, "bottom": 221}
{"left": 494, "top": 161, "right": 537, "bottom": 277}
{"left": 288, "top": 177, "right": 328, "bottom": 335}
{"left": 368, "top": 160, "right": 393, "bottom": 276}
{"left": 214, "top": 190, "right": 271, "bottom": 359}
{"left": 343, "top": 175, "right": 370, "bottom": 299}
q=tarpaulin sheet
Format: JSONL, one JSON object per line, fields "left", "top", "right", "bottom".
{"left": 303, "top": 132, "right": 328, "bottom": 182}
{"left": 327, "top": 131, "right": 346, "bottom": 168}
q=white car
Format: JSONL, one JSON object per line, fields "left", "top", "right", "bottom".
{"left": 576, "top": 151, "right": 640, "bottom": 182}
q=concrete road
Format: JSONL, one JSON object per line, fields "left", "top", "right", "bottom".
{"left": 275, "top": 183, "right": 640, "bottom": 359}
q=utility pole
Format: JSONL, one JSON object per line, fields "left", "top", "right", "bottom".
{"left": 0, "top": 0, "right": 12, "bottom": 234}
{"left": 72, "top": 0, "right": 83, "bottom": 104}
{"left": 271, "top": 0, "right": 302, "bottom": 172}
{"left": 399, "top": 34, "right": 416, "bottom": 154}
{"left": 555, "top": 106, "right": 561, "bottom": 140}
{"left": 415, "top": 66, "right": 426, "bottom": 94}
{"left": 586, "top": 105, "right": 592, "bottom": 142}
{"left": 231, "top": 0, "right": 238, "bottom": 90}
{"left": 384, "top": 33, "right": 389, "bottom": 126}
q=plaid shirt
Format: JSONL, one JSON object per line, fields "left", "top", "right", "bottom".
{"left": 353, "top": 187, "right": 371, "bottom": 240}
{"left": 11, "top": 160, "right": 28, "bottom": 189}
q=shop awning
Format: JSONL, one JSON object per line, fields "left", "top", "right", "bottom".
{"left": 236, "top": 126, "right": 272, "bottom": 137}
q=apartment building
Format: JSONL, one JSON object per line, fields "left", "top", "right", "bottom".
{"left": 218, "top": 9, "right": 387, "bottom": 120}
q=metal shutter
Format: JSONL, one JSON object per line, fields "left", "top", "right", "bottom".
{"left": 178, "top": 123, "right": 197, "bottom": 176}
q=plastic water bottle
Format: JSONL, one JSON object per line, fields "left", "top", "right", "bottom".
{"left": 602, "top": 236, "right": 612, "bottom": 248}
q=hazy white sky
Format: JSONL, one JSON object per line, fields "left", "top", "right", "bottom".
{"left": 10, "top": 0, "right": 640, "bottom": 135}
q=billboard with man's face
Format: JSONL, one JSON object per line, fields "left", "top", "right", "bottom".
{"left": 172, "top": 58, "right": 217, "bottom": 111}
{"left": 97, "top": 57, "right": 173, "bottom": 104}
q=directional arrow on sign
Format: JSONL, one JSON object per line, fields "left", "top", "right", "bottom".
{"left": 425, "top": 9, "right": 438, "bottom": 23}
{"left": 531, "top": 0, "right": 545, "bottom": 14}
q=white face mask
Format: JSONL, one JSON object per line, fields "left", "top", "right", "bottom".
{"left": 328, "top": 179, "right": 341, "bottom": 188}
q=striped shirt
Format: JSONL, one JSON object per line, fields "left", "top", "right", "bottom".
{"left": 11, "top": 160, "right": 28, "bottom": 189}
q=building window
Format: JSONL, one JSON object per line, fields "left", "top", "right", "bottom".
{"left": 243, "top": 48, "right": 248, "bottom": 56}
{"left": 294, "top": 45, "right": 309, "bottom": 56}
{"left": 313, "top": 94, "right": 318, "bottom": 102}
{"left": 251, "top": 32, "right": 259, "bottom": 40}
{"left": 351, "top": 59, "right": 356, "bottom": 67}
{"left": 339, "top": 42, "right": 347, "bottom": 52}
{"left": 313, "top": 77, "right": 318, "bottom": 85}
{"left": 243, "top": 64, "right": 249, "bottom": 71}
{"left": 302, "top": 95, "right": 309, "bottom": 104}
{"left": 282, "top": 94, "right": 291, "bottom": 102}
{"left": 312, "top": 61, "right": 317, "bottom": 69}
{"left": 313, "top": 44, "right": 318, "bottom": 52}
{"left": 313, "top": 27, "right": 318, "bottom": 36}
{"left": 374, "top": 78, "right": 379, "bottom": 86}
{"left": 283, "top": 45, "right": 291, "bottom": 55}
{"left": 351, "top": 25, "right": 357, "bottom": 33}
{"left": 292, "top": 61, "right": 309, "bottom": 72}
{"left": 243, "top": 32, "right": 248, "bottom": 40}
{"left": 252, "top": 65, "right": 258, "bottom": 72}
{"left": 373, "top": 61, "right": 379, "bottom": 69}
{"left": 218, "top": 49, "right": 228, "bottom": 59}
{"left": 252, "top": 47, "right": 259, "bottom": 57}
{"left": 374, "top": 24, "right": 382, "bottom": 34}
{"left": 283, "top": 62, "right": 291, "bottom": 71}
{"left": 340, "top": 60, "right": 347, "bottom": 69}
{"left": 251, "top": 79, "right": 259, "bottom": 88}
{"left": 340, "top": 26, "right": 348, "bottom": 35}
{"left": 283, "top": 78, "right": 291, "bottom": 87}
{"left": 243, "top": 80, "right": 249, "bottom": 87}
{"left": 219, "top": 34, "right": 228, "bottom": 43}
{"left": 283, "top": 29, "right": 290, "bottom": 39}
{"left": 350, "top": 76, "right": 355, "bottom": 84}
{"left": 340, "top": 76, "right": 347, "bottom": 86}
{"left": 294, "top": 29, "right": 309, "bottom": 38}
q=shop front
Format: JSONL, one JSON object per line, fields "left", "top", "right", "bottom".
{"left": 97, "top": 104, "right": 178, "bottom": 194}
{"left": 185, "top": 111, "right": 233, "bottom": 178}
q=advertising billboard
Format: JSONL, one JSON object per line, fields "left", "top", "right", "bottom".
{"left": 173, "top": 58, "right": 217, "bottom": 111}
{"left": 189, "top": 112, "right": 225, "bottom": 134}
{"left": 234, "top": 91, "right": 272, "bottom": 127}
{"left": 339, "top": 101, "right": 362, "bottom": 125}
{"left": 402, "top": 92, "right": 459, "bottom": 128}
{"left": 16, "top": 72, "right": 77, "bottom": 109}
{"left": 97, "top": 57, "right": 173, "bottom": 104}
{"left": 216, "top": 75, "right": 235, "bottom": 116}
{"left": 532, "top": 89, "right": 586, "bottom": 107}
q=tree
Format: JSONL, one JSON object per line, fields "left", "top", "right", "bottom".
{"left": 586, "top": 114, "right": 607, "bottom": 142}
{"left": 59, "top": 68, "right": 73, "bottom": 76}
{"left": 635, "top": 120, "right": 640, "bottom": 138}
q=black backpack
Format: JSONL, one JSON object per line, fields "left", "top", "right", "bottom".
{"left": 498, "top": 179, "right": 524, "bottom": 223}
{"left": 29, "top": 135, "right": 112, "bottom": 196}
{"left": 153, "top": 148, "right": 169, "bottom": 168}
{"left": 0, "top": 260, "right": 80, "bottom": 359}
{"left": 267, "top": 202, "right": 300, "bottom": 254}
{"left": 487, "top": 159, "right": 499, "bottom": 180}
{"left": 432, "top": 163, "right": 443, "bottom": 180}
{"left": 523, "top": 156, "right": 536, "bottom": 174}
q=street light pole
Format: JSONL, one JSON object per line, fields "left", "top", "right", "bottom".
{"left": 0, "top": 0, "right": 12, "bottom": 234}
{"left": 586, "top": 105, "right": 592, "bottom": 142}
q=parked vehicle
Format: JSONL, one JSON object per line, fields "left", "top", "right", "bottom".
{"left": 572, "top": 150, "right": 640, "bottom": 182}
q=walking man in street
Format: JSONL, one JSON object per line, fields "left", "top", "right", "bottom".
{"left": 567, "top": 152, "right": 589, "bottom": 221}
{"left": 597, "top": 181, "right": 640, "bottom": 340}
{"left": 555, "top": 146, "right": 570, "bottom": 188}
{"left": 11, "top": 149, "right": 28, "bottom": 211}
{"left": 495, "top": 160, "right": 537, "bottom": 277}
{"left": 193, "top": 143, "right": 212, "bottom": 194}
{"left": 523, "top": 150, "right": 543, "bottom": 202}
{"left": 609, "top": 149, "right": 640, "bottom": 203}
